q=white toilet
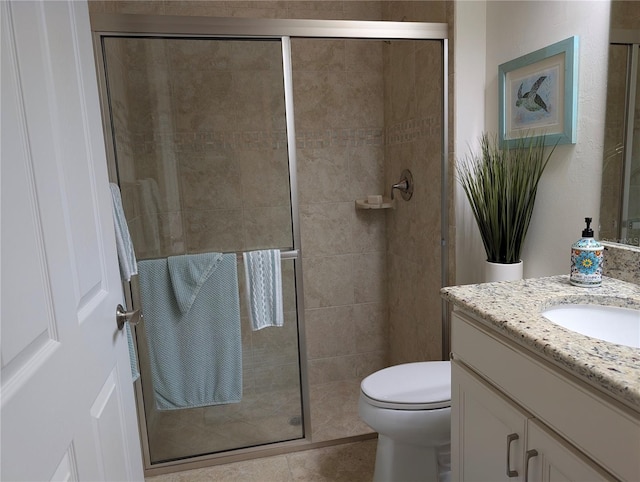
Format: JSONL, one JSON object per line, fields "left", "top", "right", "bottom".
{"left": 359, "top": 361, "right": 451, "bottom": 482}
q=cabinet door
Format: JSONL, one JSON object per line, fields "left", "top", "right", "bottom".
{"left": 525, "top": 420, "right": 614, "bottom": 482}
{"left": 452, "top": 360, "right": 528, "bottom": 481}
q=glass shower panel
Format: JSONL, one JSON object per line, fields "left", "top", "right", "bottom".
{"left": 600, "top": 44, "right": 628, "bottom": 242}
{"left": 626, "top": 45, "right": 640, "bottom": 246}
{"left": 602, "top": 43, "right": 640, "bottom": 246}
{"left": 102, "top": 36, "right": 303, "bottom": 464}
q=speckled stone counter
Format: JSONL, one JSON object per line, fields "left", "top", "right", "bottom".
{"left": 441, "top": 275, "right": 640, "bottom": 412}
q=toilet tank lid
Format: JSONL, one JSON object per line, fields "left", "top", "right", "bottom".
{"left": 361, "top": 361, "right": 451, "bottom": 406}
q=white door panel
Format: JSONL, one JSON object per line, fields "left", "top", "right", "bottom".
{"left": 1, "top": 1, "right": 144, "bottom": 480}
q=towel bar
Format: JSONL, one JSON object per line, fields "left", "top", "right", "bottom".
{"left": 138, "top": 249, "right": 300, "bottom": 264}
{"left": 236, "top": 249, "right": 299, "bottom": 262}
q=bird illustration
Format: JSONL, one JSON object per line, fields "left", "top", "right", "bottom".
{"left": 516, "top": 75, "right": 548, "bottom": 113}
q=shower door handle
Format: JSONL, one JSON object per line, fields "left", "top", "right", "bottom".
{"left": 116, "top": 304, "right": 142, "bottom": 330}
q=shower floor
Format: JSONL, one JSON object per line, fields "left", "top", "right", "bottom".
{"left": 309, "top": 378, "right": 374, "bottom": 442}
{"left": 146, "top": 378, "right": 373, "bottom": 464}
{"left": 147, "top": 386, "right": 303, "bottom": 463}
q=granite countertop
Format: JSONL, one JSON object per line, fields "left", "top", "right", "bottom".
{"left": 441, "top": 275, "right": 640, "bottom": 412}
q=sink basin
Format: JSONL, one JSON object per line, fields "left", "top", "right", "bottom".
{"left": 542, "top": 304, "right": 640, "bottom": 348}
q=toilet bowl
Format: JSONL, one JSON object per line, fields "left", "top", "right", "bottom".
{"left": 359, "top": 361, "right": 451, "bottom": 482}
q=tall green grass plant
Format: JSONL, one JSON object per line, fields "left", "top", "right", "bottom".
{"left": 457, "top": 133, "right": 557, "bottom": 264}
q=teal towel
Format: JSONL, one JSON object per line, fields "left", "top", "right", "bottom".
{"left": 138, "top": 253, "right": 242, "bottom": 410}
{"left": 168, "top": 253, "right": 222, "bottom": 314}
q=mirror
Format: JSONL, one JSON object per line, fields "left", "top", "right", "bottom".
{"left": 599, "top": 1, "right": 640, "bottom": 247}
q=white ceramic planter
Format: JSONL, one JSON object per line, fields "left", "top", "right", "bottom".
{"left": 485, "top": 260, "right": 523, "bottom": 283}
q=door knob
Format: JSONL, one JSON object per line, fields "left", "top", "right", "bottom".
{"left": 116, "top": 304, "right": 142, "bottom": 331}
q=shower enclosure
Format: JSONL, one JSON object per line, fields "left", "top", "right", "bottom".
{"left": 92, "top": 15, "right": 448, "bottom": 475}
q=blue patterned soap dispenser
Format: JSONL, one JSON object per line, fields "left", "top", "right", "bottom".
{"left": 570, "top": 217, "right": 603, "bottom": 287}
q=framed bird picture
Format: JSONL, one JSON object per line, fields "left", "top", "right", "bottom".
{"left": 499, "top": 36, "right": 579, "bottom": 147}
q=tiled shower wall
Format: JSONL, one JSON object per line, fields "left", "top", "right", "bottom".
{"left": 384, "top": 39, "right": 445, "bottom": 364}
{"left": 292, "top": 38, "right": 389, "bottom": 387}
{"left": 106, "top": 38, "right": 292, "bottom": 258}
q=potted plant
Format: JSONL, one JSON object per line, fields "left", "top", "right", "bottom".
{"left": 457, "top": 133, "right": 557, "bottom": 281}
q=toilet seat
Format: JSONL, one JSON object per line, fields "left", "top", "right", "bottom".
{"left": 360, "top": 361, "right": 451, "bottom": 410}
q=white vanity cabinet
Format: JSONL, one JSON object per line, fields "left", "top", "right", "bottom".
{"left": 453, "top": 361, "right": 610, "bottom": 481}
{"left": 451, "top": 310, "right": 640, "bottom": 481}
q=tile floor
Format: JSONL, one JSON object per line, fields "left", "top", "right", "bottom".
{"left": 145, "top": 439, "right": 378, "bottom": 482}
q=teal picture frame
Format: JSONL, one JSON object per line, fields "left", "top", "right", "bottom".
{"left": 499, "top": 36, "right": 579, "bottom": 147}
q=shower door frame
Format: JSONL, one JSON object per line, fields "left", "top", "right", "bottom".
{"left": 91, "top": 14, "right": 449, "bottom": 476}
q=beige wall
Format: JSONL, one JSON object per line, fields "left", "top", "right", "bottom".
{"left": 455, "top": 0, "right": 611, "bottom": 283}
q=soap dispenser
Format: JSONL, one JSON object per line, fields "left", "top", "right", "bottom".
{"left": 570, "top": 217, "right": 603, "bottom": 287}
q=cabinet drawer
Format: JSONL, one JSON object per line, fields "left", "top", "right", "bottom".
{"left": 452, "top": 311, "right": 640, "bottom": 481}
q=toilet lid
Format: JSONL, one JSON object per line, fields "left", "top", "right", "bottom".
{"left": 361, "top": 361, "right": 451, "bottom": 410}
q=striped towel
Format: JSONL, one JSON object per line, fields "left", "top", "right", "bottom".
{"left": 243, "top": 249, "right": 284, "bottom": 331}
{"left": 138, "top": 253, "right": 242, "bottom": 410}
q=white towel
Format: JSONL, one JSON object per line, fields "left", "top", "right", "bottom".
{"left": 109, "top": 183, "right": 140, "bottom": 383}
{"left": 243, "top": 249, "right": 284, "bottom": 331}
{"left": 110, "top": 183, "right": 138, "bottom": 282}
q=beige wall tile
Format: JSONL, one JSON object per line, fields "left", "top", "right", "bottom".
{"left": 291, "top": 39, "right": 345, "bottom": 72}
{"left": 354, "top": 350, "right": 388, "bottom": 378}
{"left": 163, "top": 1, "right": 289, "bottom": 19}
{"left": 179, "top": 150, "right": 243, "bottom": 211}
{"left": 302, "top": 255, "right": 354, "bottom": 309}
{"left": 305, "top": 306, "right": 355, "bottom": 358}
{"left": 352, "top": 209, "right": 386, "bottom": 254}
{"left": 285, "top": 1, "right": 346, "bottom": 20}
{"left": 293, "top": 71, "right": 350, "bottom": 130}
{"left": 352, "top": 252, "right": 387, "bottom": 304}
{"left": 250, "top": 312, "right": 299, "bottom": 365}
{"left": 296, "top": 147, "right": 352, "bottom": 204}
{"left": 242, "top": 206, "right": 293, "bottom": 249}
{"left": 253, "top": 363, "right": 301, "bottom": 393}
{"left": 346, "top": 40, "right": 384, "bottom": 73}
{"left": 353, "top": 302, "right": 388, "bottom": 353}
{"left": 239, "top": 148, "right": 290, "bottom": 208}
{"left": 184, "top": 209, "right": 244, "bottom": 253}
{"left": 300, "top": 202, "right": 354, "bottom": 256}
{"left": 349, "top": 144, "right": 385, "bottom": 199}
{"left": 171, "top": 70, "right": 236, "bottom": 132}
{"left": 308, "top": 354, "right": 359, "bottom": 385}
{"left": 343, "top": 1, "right": 383, "bottom": 20}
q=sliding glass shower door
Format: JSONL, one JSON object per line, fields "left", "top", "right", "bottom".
{"left": 601, "top": 43, "right": 640, "bottom": 246}
{"left": 101, "top": 36, "right": 305, "bottom": 464}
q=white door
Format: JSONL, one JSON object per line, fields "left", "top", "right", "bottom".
{"left": 1, "top": 1, "right": 144, "bottom": 480}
